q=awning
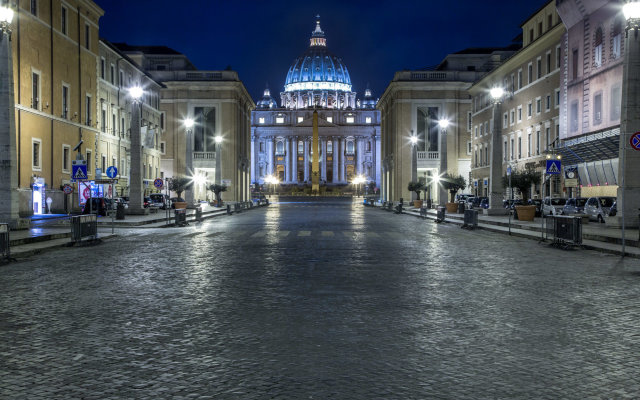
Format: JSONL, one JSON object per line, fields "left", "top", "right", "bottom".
{"left": 556, "top": 128, "right": 619, "bottom": 165}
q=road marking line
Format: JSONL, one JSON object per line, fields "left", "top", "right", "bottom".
{"left": 250, "top": 231, "right": 266, "bottom": 238}
{"left": 321, "top": 231, "right": 334, "bottom": 237}
{"left": 277, "top": 230, "right": 290, "bottom": 237}
{"left": 298, "top": 231, "right": 311, "bottom": 236}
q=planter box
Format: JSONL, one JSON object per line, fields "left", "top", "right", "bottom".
{"left": 445, "top": 203, "right": 458, "bottom": 213}
{"left": 413, "top": 200, "right": 423, "bottom": 208}
{"left": 173, "top": 202, "right": 187, "bottom": 209}
{"left": 515, "top": 205, "right": 536, "bottom": 221}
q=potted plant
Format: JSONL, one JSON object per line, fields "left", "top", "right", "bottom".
{"left": 407, "top": 181, "right": 425, "bottom": 208}
{"left": 208, "top": 183, "right": 227, "bottom": 207}
{"left": 441, "top": 173, "right": 466, "bottom": 213}
{"left": 502, "top": 166, "right": 541, "bottom": 221}
{"left": 169, "top": 176, "right": 192, "bottom": 209}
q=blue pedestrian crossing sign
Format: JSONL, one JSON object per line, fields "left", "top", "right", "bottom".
{"left": 546, "top": 159, "right": 561, "bottom": 175}
{"left": 106, "top": 166, "right": 118, "bottom": 179}
{"left": 71, "top": 163, "right": 88, "bottom": 181}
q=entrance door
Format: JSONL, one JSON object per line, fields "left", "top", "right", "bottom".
{"left": 277, "top": 165, "right": 285, "bottom": 182}
{"left": 32, "top": 183, "right": 44, "bottom": 214}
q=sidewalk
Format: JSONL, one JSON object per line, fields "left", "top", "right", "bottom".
{"left": 389, "top": 204, "right": 640, "bottom": 258}
{"left": 4, "top": 203, "right": 264, "bottom": 259}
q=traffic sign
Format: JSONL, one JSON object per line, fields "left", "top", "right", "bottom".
{"left": 507, "top": 166, "right": 512, "bottom": 176}
{"left": 106, "top": 166, "right": 118, "bottom": 178}
{"left": 63, "top": 184, "right": 73, "bottom": 194}
{"left": 94, "top": 179, "right": 118, "bottom": 184}
{"left": 546, "top": 159, "right": 561, "bottom": 175}
{"left": 154, "top": 178, "right": 163, "bottom": 189}
{"left": 630, "top": 132, "right": 640, "bottom": 151}
{"left": 71, "top": 164, "right": 88, "bottom": 181}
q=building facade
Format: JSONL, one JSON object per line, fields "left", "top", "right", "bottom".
{"left": 469, "top": 1, "right": 565, "bottom": 201}
{"left": 11, "top": 0, "right": 103, "bottom": 216}
{"left": 114, "top": 44, "right": 254, "bottom": 203}
{"left": 251, "top": 18, "right": 381, "bottom": 190}
{"left": 378, "top": 46, "right": 518, "bottom": 204}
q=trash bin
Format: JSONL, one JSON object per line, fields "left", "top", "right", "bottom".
{"left": 195, "top": 206, "right": 202, "bottom": 222}
{"left": 436, "top": 206, "right": 446, "bottom": 223}
{"left": 175, "top": 208, "right": 187, "bottom": 226}
{"left": 458, "top": 201, "right": 465, "bottom": 214}
{"left": 116, "top": 203, "right": 126, "bottom": 220}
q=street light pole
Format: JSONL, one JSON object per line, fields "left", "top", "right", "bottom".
{"left": 0, "top": 4, "right": 22, "bottom": 229}
{"left": 438, "top": 119, "right": 449, "bottom": 206}
{"left": 128, "top": 86, "right": 144, "bottom": 213}
{"left": 410, "top": 132, "right": 418, "bottom": 201}
{"left": 487, "top": 87, "right": 508, "bottom": 215}
{"left": 184, "top": 118, "right": 194, "bottom": 204}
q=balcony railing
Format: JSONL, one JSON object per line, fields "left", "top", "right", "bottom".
{"left": 417, "top": 151, "right": 439, "bottom": 161}
{"left": 193, "top": 152, "right": 216, "bottom": 160}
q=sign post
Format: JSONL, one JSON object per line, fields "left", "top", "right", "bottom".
{"left": 507, "top": 166, "right": 512, "bottom": 235}
{"left": 106, "top": 166, "right": 118, "bottom": 234}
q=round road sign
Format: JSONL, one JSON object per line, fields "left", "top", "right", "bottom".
{"left": 63, "top": 184, "right": 73, "bottom": 194}
{"left": 154, "top": 178, "right": 164, "bottom": 189}
{"left": 630, "top": 132, "right": 640, "bottom": 151}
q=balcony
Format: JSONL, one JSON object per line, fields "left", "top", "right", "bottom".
{"left": 193, "top": 151, "right": 216, "bottom": 167}
{"left": 417, "top": 151, "right": 439, "bottom": 161}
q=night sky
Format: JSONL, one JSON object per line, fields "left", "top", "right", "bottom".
{"left": 95, "top": 0, "right": 547, "bottom": 104}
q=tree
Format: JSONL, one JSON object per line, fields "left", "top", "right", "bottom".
{"left": 502, "top": 165, "right": 541, "bottom": 202}
{"left": 168, "top": 176, "right": 192, "bottom": 200}
{"left": 408, "top": 181, "right": 425, "bottom": 200}
{"left": 440, "top": 173, "right": 466, "bottom": 203}
{"left": 208, "top": 183, "right": 227, "bottom": 205}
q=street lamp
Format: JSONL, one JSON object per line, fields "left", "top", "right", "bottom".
{"left": 409, "top": 132, "right": 418, "bottom": 201}
{"left": 128, "top": 85, "right": 144, "bottom": 213}
{"left": 183, "top": 118, "right": 194, "bottom": 203}
{"left": 214, "top": 135, "right": 223, "bottom": 197}
{"left": 0, "top": 3, "right": 22, "bottom": 228}
{"left": 486, "top": 86, "right": 508, "bottom": 215}
{"left": 437, "top": 119, "right": 450, "bottom": 206}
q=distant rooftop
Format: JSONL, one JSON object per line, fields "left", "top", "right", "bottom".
{"left": 112, "top": 43, "right": 182, "bottom": 55}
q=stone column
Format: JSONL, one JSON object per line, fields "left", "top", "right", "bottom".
{"left": 291, "top": 137, "right": 298, "bottom": 183}
{"left": 250, "top": 135, "right": 256, "bottom": 184}
{"left": 340, "top": 138, "right": 346, "bottom": 182}
{"left": 284, "top": 137, "right": 290, "bottom": 182}
{"left": 321, "top": 138, "right": 327, "bottom": 181}
{"left": 267, "top": 137, "right": 274, "bottom": 175}
{"left": 332, "top": 137, "right": 339, "bottom": 183}
{"left": 304, "top": 137, "right": 310, "bottom": 183}
{"left": 486, "top": 101, "right": 508, "bottom": 215}
{"left": 375, "top": 134, "right": 382, "bottom": 187}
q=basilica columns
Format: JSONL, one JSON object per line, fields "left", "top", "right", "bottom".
{"left": 290, "top": 136, "right": 298, "bottom": 183}
{"left": 321, "top": 138, "right": 327, "bottom": 181}
{"left": 339, "top": 138, "right": 346, "bottom": 183}
{"left": 284, "top": 137, "right": 291, "bottom": 182}
{"left": 303, "top": 138, "right": 310, "bottom": 182}
{"left": 267, "top": 137, "right": 274, "bottom": 176}
{"left": 332, "top": 136, "right": 339, "bottom": 183}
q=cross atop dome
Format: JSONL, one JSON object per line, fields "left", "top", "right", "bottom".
{"left": 310, "top": 15, "right": 326, "bottom": 47}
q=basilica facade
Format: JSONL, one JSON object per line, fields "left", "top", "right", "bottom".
{"left": 251, "top": 18, "right": 380, "bottom": 188}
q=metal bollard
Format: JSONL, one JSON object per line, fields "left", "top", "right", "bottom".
{"left": 226, "top": 204, "right": 232, "bottom": 215}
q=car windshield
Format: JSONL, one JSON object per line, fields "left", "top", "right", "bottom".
{"left": 599, "top": 197, "right": 615, "bottom": 207}
{"left": 575, "top": 198, "right": 587, "bottom": 207}
{"left": 550, "top": 198, "right": 566, "bottom": 206}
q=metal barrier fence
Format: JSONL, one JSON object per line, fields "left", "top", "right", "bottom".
{"left": 462, "top": 209, "right": 478, "bottom": 229}
{"left": 71, "top": 214, "right": 98, "bottom": 242}
{"left": 545, "top": 215, "right": 582, "bottom": 245}
{"left": 0, "top": 223, "right": 9, "bottom": 261}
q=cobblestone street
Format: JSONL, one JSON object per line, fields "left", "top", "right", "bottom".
{"left": 1, "top": 198, "right": 639, "bottom": 399}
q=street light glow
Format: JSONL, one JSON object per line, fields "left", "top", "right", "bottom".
{"left": 214, "top": 135, "right": 223, "bottom": 144}
{"left": 490, "top": 87, "right": 505, "bottom": 100}
{"left": 623, "top": 2, "right": 640, "bottom": 20}
{"left": 433, "top": 175, "right": 440, "bottom": 185}
{"left": 438, "top": 119, "right": 450, "bottom": 129}
{"left": 184, "top": 118, "right": 194, "bottom": 129}
{"left": 191, "top": 174, "right": 207, "bottom": 186}
{"left": 128, "top": 86, "right": 143, "bottom": 100}
{"left": 409, "top": 136, "right": 418, "bottom": 145}
{"left": 0, "top": 6, "right": 14, "bottom": 24}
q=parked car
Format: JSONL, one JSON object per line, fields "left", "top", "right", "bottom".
{"left": 527, "top": 199, "right": 543, "bottom": 217}
{"left": 116, "top": 197, "right": 129, "bottom": 209}
{"left": 542, "top": 197, "right": 567, "bottom": 216}
{"left": 82, "top": 198, "right": 107, "bottom": 216}
{"left": 584, "top": 196, "right": 616, "bottom": 223}
{"left": 143, "top": 197, "right": 152, "bottom": 208}
{"left": 609, "top": 201, "right": 617, "bottom": 217}
{"left": 503, "top": 199, "right": 523, "bottom": 209}
{"left": 149, "top": 193, "right": 170, "bottom": 209}
{"left": 562, "top": 197, "right": 588, "bottom": 215}
{"left": 465, "top": 196, "right": 476, "bottom": 209}
{"left": 456, "top": 193, "right": 474, "bottom": 203}
{"left": 477, "top": 197, "right": 489, "bottom": 209}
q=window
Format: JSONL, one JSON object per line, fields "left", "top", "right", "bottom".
{"left": 258, "top": 117, "right": 265, "bottom": 124}
{"left": 346, "top": 140, "right": 355, "bottom": 153}
{"left": 546, "top": 127, "right": 551, "bottom": 150}
{"left": 484, "top": 146, "right": 488, "bottom": 165}
{"left": 100, "top": 58, "right": 105, "bottom": 79}
{"left": 572, "top": 49, "right": 579, "bottom": 79}
{"left": 518, "top": 137, "right": 522, "bottom": 159}
{"left": 327, "top": 140, "right": 333, "bottom": 153}
{"left": 480, "top": 124, "right": 484, "bottom": 136}
{"left": 297, "top": 140, "right": 303, "bottom": 153}
{"left": 62, "top": 85, "right": 69, "bottom": 119}
{"left": 546, "top": 52, "right": 551, "bottom": 74}
{"left": 611, "top": 85, "right": 622, "bottom": 120}
{"left": 62, "top": 145, "right": 70, "bottom": 172}
{"left": 536, "top": 98, "right": 541, "bottom": 114}
{"left": 346, "top": 116, "right": 355, "bottom": 123}
{"left": 276, "top": 141, "right": 284, "bottom": 154}
{"left": 30, "top": 0, "right": 37, "bottom": 16}
{"left": 528, "top": 63, "right": 533, "bottom": 84}
{"left": 474, "top": 126, "right": 478, "bottom": 138}
{"left": 548, "top": 14, "right": 553, "bottom": 30}
{"left": 537, "top": 57, "right": 542, "bottom": 79}
{"left": 503, "top": 141, "right": 508, "bottom": 161}
{"left": 594, "top": 28, "right": 603, "bottom": 67}
{"left": 365, "top": 116, "right": 372, "bottom": 124}
{"left": 536, "top": 130, "right": 541, "bottom": 155}
{"left": 517, "top": 106, "right": 522, "bottom": 122}
{"left": 85, "top": 95, "right": 91, "bottom": 126}
{"left": 510, "top": 74, "right": 515, "bottom": 93}
{"left": 101, "top": 108, "right": 106, "bottom": 132}
{"left": 32, "top": 139, "right": 41, "bottom": 170}
{"left": 297, "top": 116, "right": 303, "bottom": 123}
{"left": 594, "top": 92, "right": 602, "bottom": 125}
{"left": 326, "top": 116, "right": 332, "bottom": 123}
{"left": 556, "top": 46, "right": 561, "bottom": 69}
{"left": 275, "top": 116, "right": 284, "bottom": 124}
{"left": 510, "top": 110, "right": 515, "bottom": 125}
{"left": 85, "top": 24, "right": 90, "bottom": 50}
{"left": 366, "top": 141, "right": 371, "bottom": 151}
{"left": 527, "top": 133, "right": 532, "bottom": 157}
{"left": 529, "top": 29, "right": 534, "bottom": 43}
{"left": 517, "top": 69, "right": 522, "bottom": 89}
{"left": 546, "top": 95, "right": 551, "bottom": 111}
{"left": 467, "top": 141, "right": 472, "bottom": 155}
{"left": 613, "top": 21, "right": 622, "bottom": 59}
{"left": 538, "top": 21, "right": 543, "bottom": 37}
{"left": 61, "top": 6, "right": 67, "bottom": 35}
{"left": 32, "top": 71, "right": 40, "bottom": 109}
{"left": 119, "top": 70, "right": 124, "bottom": 88}
{"left": 86, "top": 151, "right": 91, "bottom": 173}
{"left": 555, "top": 89, "right": 560, "bottom": 108}
{"left": 467, "top": 112, "right": 472, "bottom": 131}
{"left": 112, "top": 113, "right": 116, "bottom": 135}
{"left": 510, "top": 138, "right": 514, "bottom": 160}
{"left": 101, "top": 155, "right": 106, "bottom": 172}
{"left": 503, "top": 112, "right": 508, "bottom": 128}
{"left": 121, "top": 117, "right": 125, "bottom": 136}
{"left": 527, "top": 102, "right": 532, "bottom": 118}
{"left": 160, "top": 142, "right": 166, "bottom": 154}
{"left": 570, "top": 100, "right": 579, "bottom": 132}
{"left": 110, "top": 65, "right": 115, "bottom": 85}
{"left": 121, "top": 158, "right": 125, "bottom": 176}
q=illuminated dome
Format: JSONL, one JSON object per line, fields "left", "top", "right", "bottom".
{"left": 281, "top": 16, "right": 356, "bottom": 110}
{"left": 361, "top": 86, "right": 376, "bottom": 109}
{"left": 256, "top": 86, "right": 278, "bottom": 109}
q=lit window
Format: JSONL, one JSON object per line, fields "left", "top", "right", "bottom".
{"left": 365, "top": 116, "right": 372, "bottom": 124}
{"left": 326, "top": 116, "right": 333, "bottom": 123}
{"left": 594, "top": 28, "right": 603, "bottom": 67}
{"left": 276, "top": 117, "right": 284, "bottom": 124}
{"left": 297, "top": 116, "right": 303, "bottom": 123}
{"left": 258, "top": 117, "right": 265, "bottom": 124}
{"left": 346, "top": 116, "right": 354, "bottom": 124}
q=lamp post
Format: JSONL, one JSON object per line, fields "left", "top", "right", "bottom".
{"left": 128, "top": 85, "right": 144, "bottom": 213}
{"left": 410, "top": 132, "right": 418, "bottom": 201}
{"left": 183, "top": 118, "right": 194, "bottom": 204}
{"left": 487, "top": 87, "right": 508, "bottom": 215}
{"left": 0, "top": 4, "right": 22, "bottom": 228}
{"left": 617, "top": 1, "right": 640, "bottom": 255}
{"left": 438, "top": 119, "right": 449, "bottom": 206}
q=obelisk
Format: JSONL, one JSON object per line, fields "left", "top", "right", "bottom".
{"left": 312, "top": 110, "right": 320, "bottom": 194}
